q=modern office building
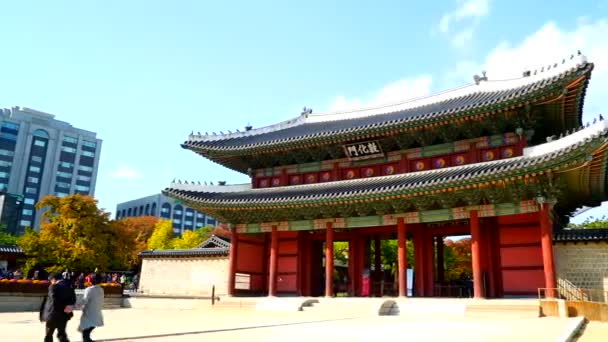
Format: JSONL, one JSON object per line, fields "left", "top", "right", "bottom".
{"left": 0, "top": 106, "right": 102, "bottom": 233}
{"left": 115, "top": 193, "right": 218, "bottom": 235}
{"left": 0, "top": 192, "right": 24, "bottom": 235}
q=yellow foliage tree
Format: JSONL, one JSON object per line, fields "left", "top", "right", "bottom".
{"left": 146, "top": 220, "right": 173, "bottom": 250}
{"left": 18, "top": 195, "right": 112, "bottom": 274}
{"left": 171, "top": 230, "right": 204, "bottom": 249}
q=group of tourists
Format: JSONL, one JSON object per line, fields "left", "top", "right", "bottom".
{"left": 1, "top": 267, "right": 139, "bottom": 292}
{"left": 0, "top": 268, "right": 24, "bottom": 280}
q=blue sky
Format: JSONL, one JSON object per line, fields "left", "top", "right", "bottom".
{"left": 1, "top": 1, "right": 607, "bottom": 222}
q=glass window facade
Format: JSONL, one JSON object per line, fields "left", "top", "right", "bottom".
{"left": 21, "top": 129, "right": 50, "bottom": 229}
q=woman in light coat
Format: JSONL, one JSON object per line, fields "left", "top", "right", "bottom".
{"left": 78, "top": 274, "right": 104, "bottom": 342}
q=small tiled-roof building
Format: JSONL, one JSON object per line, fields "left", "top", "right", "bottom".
{"left": 138, "top": 235, "right": 231, "bottom": 297}
{"left": 0, "top": 244, "right": 23, "bottom": 272}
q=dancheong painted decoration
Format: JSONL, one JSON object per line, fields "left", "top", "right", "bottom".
{"left": 165, "top": 52, "right": 607, "bottom": 298}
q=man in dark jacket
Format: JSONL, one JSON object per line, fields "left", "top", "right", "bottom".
{"left": 40, "top": 272, "right": 76, "bottom": 342}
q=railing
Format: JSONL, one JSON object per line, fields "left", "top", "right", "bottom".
{"left": 557, "top": 278, "right": 589, "bottom": 301}
{"left": 538, "top": 287, "right": 608, "bottom": 322}
{"left": 434, "top": 285, "right": 471, "bottom": 298}
{"left": 538, "top": 287, "right": 608, "bottom": 303}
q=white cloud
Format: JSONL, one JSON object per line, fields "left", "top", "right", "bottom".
{"left": 438, "top": 0, "right": 491, "bottom": 46}
{"left": 111, "top": 164, "right": 142, "bottom": 180}
{"left": 446, "top": 19, "right": 608, "bottom": 122}
{"left": 327, "top": 76, "right": 433, "bottom": 113}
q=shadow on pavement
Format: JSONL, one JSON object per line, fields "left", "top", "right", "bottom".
{"left": 93, "top": 317, "right": 361, "bottom": 341}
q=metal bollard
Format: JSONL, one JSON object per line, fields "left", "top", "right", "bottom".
{"left": 211, "top": 285, "right": 215, "bottom": 306}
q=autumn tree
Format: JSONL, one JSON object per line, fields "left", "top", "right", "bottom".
{"left": 146, "top": 220, "right": 173, "bottom": 250}
{"left": 18, "top": 195, "right": 112, "bottom": 274}
{"left": 171, "top": 230, "right": 205, "bottom": 249}
{"left": 108, "top": 216, "right": 158, "bottom": 269}
{"left": 443, "top": 238, "right": 472, "bottom": 281}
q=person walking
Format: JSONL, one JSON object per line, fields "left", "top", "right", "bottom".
{"left": 78, "top": 274, "right": 104, "bottom": 342}
{"left": 40, "top": 272, "right": 76, "bottom": 342}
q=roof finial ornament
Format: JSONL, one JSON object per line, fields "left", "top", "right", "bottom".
{"left": 578, "top": 50, "right": 582, "bottom": 56}
{"left": 212, "top": 132, "right": 216, "bottom": 135}
{"left": 204, "top": 181, "right": 207, "bottom": 185}
{"left": 172, "top": 178, "right": 176, "bottom": 183}
{"left": 210, "top": 181, "right": 214, "bottom": 185}
{"left": 586, "top": 122, "right": 590, "bottom": 127}
{"left": 236, "top": 128, "right": 240, "bottom": 132}
{"left": 473, "top": 71, "right": 488, "bottom": 85}
{"left": 522, "top": 70, "right": 531, "bottom": 77}
{"left": 593, "top": 118, "right": 597, "bottom": 124}
{"left": 205, "top": 132, "right": 208, "bottom": 135}
{"left": 559, "top": 132, "right": 563, "bottom": 139}
{"left": 220, "top": 131, "right": 224, "bottom": 134}
{"left": 178, "top": 179, "right": 182, "bottom": 184}
{"left": 190, "top": 130, "right": 194, "bottom": 135}
{"left": 301, "top": 107, "right": 313, "bottom": 115}
{"left": 600, "top": 114, "right": 604, "bottom": 121}
{"left": 227, "top": 130, "right": 232, "bottom": 134}
{"left": 245, "top": 122, "right": 253, "bottom": 131}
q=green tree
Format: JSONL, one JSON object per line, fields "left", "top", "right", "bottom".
{"left": 333, "top": 241, "right": 348, "bottom": 266}
{"left": 146, "top": 220, "right": 173, "bottom": 250}
{"left": 17, "top": 195, "right": 112, "bottom": 274}
{"left": 567, "top": 216, "right": 608, "bottom": 228}
{"left": 0, "top": 225, "right": 17, "bottom": 245}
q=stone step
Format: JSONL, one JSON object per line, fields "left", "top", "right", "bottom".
{"left": 465, "top": 304, "right": 540, "bottom": 318}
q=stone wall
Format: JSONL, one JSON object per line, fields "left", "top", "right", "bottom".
{"left": 139, "top": 256, "right": 229, "bottom": 297}
{"left": 555, "top": 241, "right": 608, "bottom": 292}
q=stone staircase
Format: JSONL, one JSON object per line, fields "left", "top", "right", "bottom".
{"left": 464, "top": 299, "right": 540, "bottom": 318}
{"left": 299, "top": 298, "right": 385, "bottom": 316}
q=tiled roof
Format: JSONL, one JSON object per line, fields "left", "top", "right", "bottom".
{"left": 0, "top": 244, "right": 23, "bottom": 254}
{"left": 164, "top": 120, "right": 608, "bottom": 208}
{"left": 139, "top": 235, "right": 231, "bottom": 258}
{"left": 554, "top": 229, "right": 608, "bottom": 242}
{"left": 139, "top": 247, "right": 229, "bottom": 258}
{"left": 183, "top": 55, "right": 592, "bottom": 156}
{"left": 195, "top": 234, "right": 231, "bottom": 249}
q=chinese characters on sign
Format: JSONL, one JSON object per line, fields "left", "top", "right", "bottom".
{"left": 343, "top": 141, "right": 384, "bottom": 160}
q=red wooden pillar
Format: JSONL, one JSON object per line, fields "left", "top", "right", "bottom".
{"left": 470, "top": 210, "right": 484, "bottom": 298}
{"left": 227, "top": 227, "right": 238, "bottom": 296}
{"left": 397, "top": 218, "right": 407, "bottom": 297}
{"left": 436, "top": 235, "right": 444, "bottom": 284}
{"left": 423, "top": 231, "right": 434, "bottom": 297}
{"left": 268, "top": 226, "right": 279, "bottom": 296}
{"left": 348, "top": 236, "right": 356, "bottom": 296}
{"left": 539, "top": 202, "right": 557, "bottom": 298}
{"left": 414, "top": 230, "right": 424, "bottom": 297}
{"left": 325, "top": 222, "right": 334, "bottom": 297}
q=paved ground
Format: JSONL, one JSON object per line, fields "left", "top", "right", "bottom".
{"left": 578, "top": 321, "right": 608, "bottom": 341}
{"left": 0, "top": 307, "right": 589, "bottom": 341}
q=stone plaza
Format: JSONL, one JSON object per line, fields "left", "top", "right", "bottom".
{"left": 2, "top": 297, "right": 608, "bottom": 341}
